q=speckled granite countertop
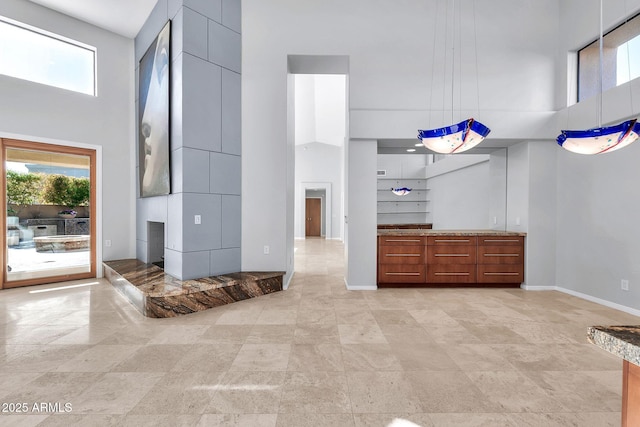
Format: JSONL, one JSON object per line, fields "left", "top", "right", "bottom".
{"left": 377, "top": 229, "right": 526, "bottom": 236}
{"left": 588, "top": 326, "right": 640, "bottom": 366}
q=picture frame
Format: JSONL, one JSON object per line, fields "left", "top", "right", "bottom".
{"left": 138, "top": 21, "right": 171, "bottom": 197}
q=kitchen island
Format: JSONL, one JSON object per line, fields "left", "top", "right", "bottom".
{"left": 377, "top": 229, "right": 526, "bottom": 287}
{"left": 588, "top": 326, "right": 640, "bottom": 426}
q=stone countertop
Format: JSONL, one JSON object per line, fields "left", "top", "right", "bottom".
{"left": 588, "top": 325, "right": 640, "bottom": 366}
{"left": 377, "top": 229, "right": 526, "bottom": 237}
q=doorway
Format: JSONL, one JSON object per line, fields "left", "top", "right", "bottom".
{"left": 305, "top": 197, "right": 322, "bottom": 237}
{"left": 1, "top": 138, "right": 96, "bottom": 289}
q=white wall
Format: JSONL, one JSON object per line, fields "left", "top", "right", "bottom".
{"left": 0, "top": 0, "right": 135, "bottom": 265}
{"left": 315, "top": 76, "right": 346, "bottom": 146}
{"left": 550, "top": 0, "right": 640, "bottom": 311}
{"left": 242, "top": 0, "right": 562, "bottom": 284}
{"left": 295, "top": 142, "right": 342, "bottom": 239}
{"left": 345, "top": 139, "right": 377, "bottom": 290}
{"left": 294, "top": 75, "right": 316, "bottom": 145}
{"left": 426, "top": 155, "right": 491, "bottom": 229}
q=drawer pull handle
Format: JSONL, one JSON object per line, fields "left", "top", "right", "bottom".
{"left": 385, "top": 272, "right": 421, "bottom": 276}
{"left": 434, "top": 239, "right": 470, "bottom": 243}
{"left": 434, "top": 272, "right": 470, "bottom": 276}
{"left": 435, "top": 254, "right": 469, "bottom": 257}
{"left": 483, "top": 239, "right": 521, "bottom": 242}
{"left": 484, "top": 253, "right": 519, "bottom": 257}
{"left": 385, "top": 239, "right": 422, "bottom": 242}
{"left": 483, "top": 272, "right": 519, "bottom": 276}
{"left": 386, "top": 254, "right": 421, "bottom": 257}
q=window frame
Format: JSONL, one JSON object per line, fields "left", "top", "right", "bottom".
{"left": 0, "top": 15, "right": 97, "bottom": 96}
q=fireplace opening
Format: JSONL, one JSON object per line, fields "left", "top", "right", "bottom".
{"left": 147, "top": 221, "right": 165, "bottom": 269}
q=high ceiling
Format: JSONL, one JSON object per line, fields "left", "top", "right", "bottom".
{"left": 28, "top": 0, "right": 157, "bottom": 38}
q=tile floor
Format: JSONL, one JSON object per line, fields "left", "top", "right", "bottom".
{"left": 0, "top": 238, "right": 637, "bottom": 426}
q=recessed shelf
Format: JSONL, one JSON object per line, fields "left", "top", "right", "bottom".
{"left": 377, "top": 175, "right": 429, "bottom": 220}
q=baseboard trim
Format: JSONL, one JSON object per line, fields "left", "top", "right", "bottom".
{"left": 521, "top": 284, "right": 640, "bottom": 316}
{"left": 555, "top": 286, "right": 640, "bottom": 317}
{"left": 283, "top": 271, "right": 294, "bottom": 290}
{"left": 520, "top": 285, "right": 557, "bottom": 291}
{"left": 344, "top": 278, "right": 377, "bottom": 291}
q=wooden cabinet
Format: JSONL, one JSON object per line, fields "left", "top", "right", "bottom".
{"left": 426, "top": 236, "right": 477, "bottom": 283}
{"left": 623, "top": 360, "right": 640, "bottom": 427}
{"left": 377, "top": 236, "right": 426, "bottom": 284}
{"left": 377, "top": 233, "right": 525, "bottom": 287}
{"left": 477, "top": 236, "right": 524, "bottom": 284}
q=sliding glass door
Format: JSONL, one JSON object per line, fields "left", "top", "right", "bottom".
{"left": 1, "top": 139, "right": 96, "bottom": 288}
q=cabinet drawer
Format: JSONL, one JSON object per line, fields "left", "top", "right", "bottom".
{"left": 477, "top": 265, "right": 524, "bottom": 283}
{"left": 478, "top": 245, "right": 524, "bottom": 264}
{"left": 378, "top": 264, "right": 426, "bottom": 283}
{"left": 478, "top": 236, "right": 524, "bottom": 246}
{"left": 426, "top": 245, "right": 476, "bottom": 264}
{"left": 427, "top": 236, "right": 477, "bottom": 246}
{"left": 379, "top": 245, "right": 424, "bottom": 264}
{"left": 379, "top": 236, "right": 426, "bottom": 246}
{"left": 427, "top": 265, "right": 476, "bottom": 283}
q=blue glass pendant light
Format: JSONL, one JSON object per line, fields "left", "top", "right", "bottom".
{"left": 391, "top": 187, "right": 412, "bottom": 196}
{"left": 417, "top": 1, "right": 490, "bottom": 154}
{"left": 557, "top": 119, "right": 640, "bottom": 154}
{"left": 419, "top": 118, "right": 490, "bottom": 154}
{"left": 557, "top": 0, "right": 639, "bottom": 154}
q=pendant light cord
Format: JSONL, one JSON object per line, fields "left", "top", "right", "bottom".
{"left": 624, "top": 0, "right": 634, "bottom": 119}
{"left": 598, "top": 0, "right": 603, "bottom": 127}
{"left": 428, "top": 1, "right": 439, "bottom": 129}
{"left": 451, "top": 0, "right": 456, "bottom": 124}
{"left": 473, "top": 0, "right": 481, "bottom": 120}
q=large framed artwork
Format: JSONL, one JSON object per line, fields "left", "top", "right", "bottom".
{"left": 138, "top": 21, "right": 171, "bottom": 197}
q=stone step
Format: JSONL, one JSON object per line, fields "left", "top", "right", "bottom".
{"left": 103, "top": 259, "right": 284, "bottom": 318}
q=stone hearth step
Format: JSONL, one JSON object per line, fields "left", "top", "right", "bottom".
{"left": 103, "top": 259, "right": 284, "bottom": 318}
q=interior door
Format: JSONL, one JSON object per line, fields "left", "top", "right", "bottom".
{"left": 305, "top": 198, "right": 322, "bottom": 237}
{"left": 1, "top": 138, "right": 96, "bottom": 289}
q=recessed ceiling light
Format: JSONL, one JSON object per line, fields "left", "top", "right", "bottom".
{"left": 406, "top": 148, "right": 416, "bottom": 152}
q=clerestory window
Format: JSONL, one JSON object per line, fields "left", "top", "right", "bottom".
{"left": 0, "top": 16, "right": 96, "bottom": 96}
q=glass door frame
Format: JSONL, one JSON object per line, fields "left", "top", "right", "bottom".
{"left": 1, "top": 138, "right": 97, "bottom": 289}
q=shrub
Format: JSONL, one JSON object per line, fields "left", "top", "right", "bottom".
{"left": 42, "top": 175, "right": 90, "bottom": 208}
{"left": 6, "top": 171, "right": 43, "bottom": 214}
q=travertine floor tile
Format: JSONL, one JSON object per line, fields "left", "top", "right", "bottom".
{"left": 279, "top": 371, "right": 351, "bottom": 413}
{"left": 230, "top": 344, "right": 291, "bottom": 371}
{"left": 198, "top": 414, "right": 277, "bottom": 427}
{"left": 71, "top": 372, "right": 164, "bottom": 414}
{"left": 128, "top": 371, "right": 226, "bottom": 415}
{"left": 341, "top": 343, "right": 402, "bottom": 372}
{"left": 347, "top": 371, "right": 424, "bottom": 413}
{"left": 111, "top": 344, "right": 191, "bottom": 372}
{"left": 276, "top": 413, "right": 355, "bottom": 426}
{"left": 337, "top": 324, "right": 387, "bottom": 344}
{"left": 205, "top": 371, "right": 286, "bottom": 414}
{"left": 466, "top": 370, "right": 570, "bottom": 413}
{"left": 408, "top": 370, "right": 502, "bottom": 413}
{"left": 286, "top": 343, "right": 344, "bottom": 372}
{"left": 0, "top": 238, "right": 633, "bottom": 424}
{"left": 353, "top": 413, "right": 434, "bottom": 427}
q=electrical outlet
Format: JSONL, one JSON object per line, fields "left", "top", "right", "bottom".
{"left": 622, "top": 279, "right": 629, "bottom": 291}
{"left": 263, "top": 245, "right": 270, "bottom": 255}
{"left": 194, "top": 215, "right": 201, "bottom": 225}
{"left": 105, "top": 240, "right": 112, "bottom": 247}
